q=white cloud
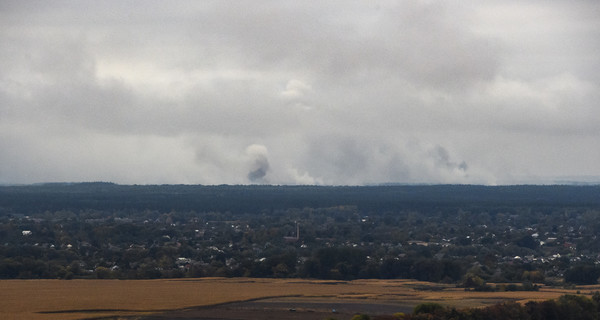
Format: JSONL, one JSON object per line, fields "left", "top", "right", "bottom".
{"left": 281, "top": 79, "right": 311, "bottom": 99}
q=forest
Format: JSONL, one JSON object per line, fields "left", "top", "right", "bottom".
{"left": 1, "top": 183, "right": 600, "bottom": 288}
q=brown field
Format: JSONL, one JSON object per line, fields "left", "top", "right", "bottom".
{"left": 0, "top": 278, "right": 597, "bottom": 320}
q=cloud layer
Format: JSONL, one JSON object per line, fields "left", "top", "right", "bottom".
{"left": 1, "top": 1, "right": 599, "bottom": 185}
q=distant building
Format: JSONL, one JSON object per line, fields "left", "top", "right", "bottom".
{"left": 284, "top": 222, "right": 300, "bottom": 242}
{"left": 407, "top": 240, "right": 428, "bottom": 246}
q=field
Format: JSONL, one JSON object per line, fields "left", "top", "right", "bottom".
{"left": 1, "top": 278, "right": 597, "bottom": 320}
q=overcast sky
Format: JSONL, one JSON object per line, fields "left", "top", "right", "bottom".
{"left": 1, "top": 1, "right": 599, "bottom": 185}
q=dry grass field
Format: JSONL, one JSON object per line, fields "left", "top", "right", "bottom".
{"left": 0, "top": 278, "right": 597, "bottom": 320}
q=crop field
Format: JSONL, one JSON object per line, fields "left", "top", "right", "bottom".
{"left": 0, "top": 278, "right": 597, "bottom": 320}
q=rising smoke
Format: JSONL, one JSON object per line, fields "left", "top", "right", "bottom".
{"left": 245, "top": 144, "right": 270, "bottom": 183}
{"left": 432, "top": 145, "right": 468, "bottom": 172}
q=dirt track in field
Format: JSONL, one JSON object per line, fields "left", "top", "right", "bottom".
{"left": 126, "top": 296, "right": 417, "bottom": 320}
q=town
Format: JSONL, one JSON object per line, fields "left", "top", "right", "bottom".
{"left": 1, "top": 183, "right": 600, "bottom": 288}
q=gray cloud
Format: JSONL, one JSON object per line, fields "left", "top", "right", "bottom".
{"left": 1, "top": 1, "right": 599, "bottom": 185}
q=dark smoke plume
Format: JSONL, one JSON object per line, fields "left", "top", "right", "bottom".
{"left": 246, "top": 144, "right": 270, "bottom": 183}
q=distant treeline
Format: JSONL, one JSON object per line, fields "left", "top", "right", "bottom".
{"left": 394, "top": 293, "right": 600, "bottom": 320}
{"left": 1, "top": 183, "right": 599, "bottom": 214}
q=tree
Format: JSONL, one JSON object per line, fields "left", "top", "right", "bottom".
{"left": 272, "top": 263, "right": 289, "bottom": 278}
{"left": 565, "top": 264, "right": 600, "bottom": 285}
{"left": 515, "top": 235, "right": 537, "bottom": 250}
{"left": 413, "top": 302, "right": 444, "bottom": 315}
{"left": 94, "top": 266, "right": 111, "bottom": 279}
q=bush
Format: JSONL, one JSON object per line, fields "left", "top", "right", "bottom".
{"left": 413, "top": 302, "right": 444, "bottom": 315}
{"left": 393, "top": 312, "right": 406, "bottom": 318}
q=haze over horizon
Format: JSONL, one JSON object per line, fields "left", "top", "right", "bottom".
{"left": 1, "top": 1, "right": 599, "bottom": 186}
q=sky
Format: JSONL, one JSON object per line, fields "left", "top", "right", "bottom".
{"left": 1, "top": 1, "right": 599, "bottom": 185}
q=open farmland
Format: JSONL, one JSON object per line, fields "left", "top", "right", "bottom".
{"left": 0, "top": 278, "right": 597, "bottom": 320}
